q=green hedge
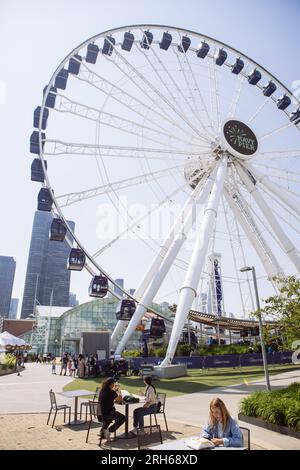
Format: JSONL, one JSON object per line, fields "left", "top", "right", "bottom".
{"left": 240, "top": 382, "right": 300, "bottom": 431}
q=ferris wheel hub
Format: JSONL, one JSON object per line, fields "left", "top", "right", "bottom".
{"left": 220, "top": 119, "right": 259, "bottom": 160}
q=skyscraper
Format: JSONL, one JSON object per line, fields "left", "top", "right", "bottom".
{"left": 0, "top": 256, "right": 16, "bottom": 317}
{"left": 9, "top": 298, "right": 19, "bottom": 319}
{"left": 21, "top": 211, "right": 75, "bottom": 318}
{"left": 114, "top": 278, "right": 124, "bottom": 298}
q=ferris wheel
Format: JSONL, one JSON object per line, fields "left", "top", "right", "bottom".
{"left": 30, "top": 25, "right": 300, "bottom": 367}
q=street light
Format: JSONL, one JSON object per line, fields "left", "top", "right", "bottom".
{"left": 54, "top": 339, "right": 58, "bottom": 358}
{"left": 240, "top": 266, "right": 271, "bottom": 391}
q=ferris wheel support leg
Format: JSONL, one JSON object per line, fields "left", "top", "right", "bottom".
{"left": 111, "top": 174, "right": 208, "bottom": 347}
{"left": 236, "top": 163, "right": 300, "bottom": 272}
{"left": 245, "top": 162, "right": 300, "bottom": 218}
{"left": 160, "top": 157, "right": 228, "bottom": 367}
{"left": 114, "top": 168, "right": 219, "bottom": 357}
{"left": 224, "top": 188, "right": 284, "bottom": 281}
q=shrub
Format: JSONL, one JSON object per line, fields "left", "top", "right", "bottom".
{"left": 240, "top": 383, "right": 300, "bottom": 431}
{"left": 0, "top": 353, "right": 16, "bottom": 369}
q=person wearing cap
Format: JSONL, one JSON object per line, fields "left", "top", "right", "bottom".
{"left": 98, "top": 377, "right": 126, "bottom": 440}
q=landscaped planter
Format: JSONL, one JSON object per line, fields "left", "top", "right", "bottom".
{"left": 238, "top": 413, "right": 300, "bottom": 440}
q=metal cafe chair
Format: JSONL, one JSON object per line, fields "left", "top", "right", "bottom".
{"left": 240, "top": 426, "right": 250, "bottom": 450}
{"left": 47, "top": 389, "right": 71, "bottom": 428}
{"left": 80, "top": 386, "right": 101, "bottom": 422}
{"left": 137, "top": 424, "right": 163, "bottom": 450}
{"left": 86, "top": 401, "right": 116, "bottom": 447}
{"left": 149, "top": 392, "right": 169, "bottom": 431}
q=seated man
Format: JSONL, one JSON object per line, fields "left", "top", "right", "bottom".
{"left": 98, "top": 377, "right": 126, "bottom": 440}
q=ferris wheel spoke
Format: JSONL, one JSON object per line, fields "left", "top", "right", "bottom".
{"left": 44, "top": 139, "right": 210, "bottom": 159}
{"left": 56, "top": 162, "right": 188, "bottom": 207}
{"left": 89, "top": 181, "right": 189, "bottom": 260}
{"left": 247, "top": 96, "right": 271, "bottom": 124}
{"left": 177, "top": 41, "right": 217, "bottom": 137}
{"left": 104, "top": 41, "right": 212, "bottom": 143}
{"left": 134, "top": 38, "right": 214, "bottom": 141}
{"left": 236, "top": 162, "right": 300, "bottom": 271}
{"left": 259, "top": 121, "right": 295, "bottom": 142}
{"left": 227, "top": 70, "right": 248, "bottom": 119}
{"left": 207, "top": 50, "right": 222, "bottom": 132}
{"left": 137, "top": 32, "right": 216, "bottom": 138}
{"left": 171, "top": 42, "right": 216, "bottom": 138}
{"left": 75, "top": 62, "right": 201, "bottom": 142}
{"left": 55, "top": 93, "right": 200, "bottom": 149}
{"left": 253, "top": 162, "right": 300, "bottom": 183}
{"left": 251, "top": 150, "right": 300, "bottom": 162}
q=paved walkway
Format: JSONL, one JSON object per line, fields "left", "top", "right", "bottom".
{"left": 0, "top": 363, "right": 74, "bottom": 412}
{"left": 0, "top": 363, "right": 299, "bottom": 450}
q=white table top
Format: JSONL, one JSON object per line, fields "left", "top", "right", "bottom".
{"left": 57, "top": 389, "right": 92, "bottom": 398}
{"left": 150, "top": 435, "right": 246, "bottom": 450}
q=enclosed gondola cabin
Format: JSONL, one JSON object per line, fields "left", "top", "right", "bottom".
{"left": 37, "top": 188, "right": 53, "bottom": 211}
{"left": 89, "top": 275, "right": 108, "bottom": 298}
{"left": 116, "top": 299, "right": 136, "bottom": 321}
{"left": 149, "top": 318, "right": 166, "bottom": 338}
{"left": 50, "top": 218, "right": 67, "bottom": 241}
{"left": 67, "top": 248, "right": 86, "bottom": 271}
{"left": 31, "top": 158, "right": 47, "bottom": 182}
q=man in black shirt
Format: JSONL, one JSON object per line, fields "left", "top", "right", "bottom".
{"left": 98, "top": 377, "right": 125, "bottom": 439}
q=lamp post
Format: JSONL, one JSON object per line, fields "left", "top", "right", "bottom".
{"left": 54, "top": 339, "right": 58, "bottom": 358}
{"left": 240, "top": 266, "right": 271, "bottom": 391}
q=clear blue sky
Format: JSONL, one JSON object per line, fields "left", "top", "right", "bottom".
{"left": 0, "top": 0, "right": 299, "bottom": 316}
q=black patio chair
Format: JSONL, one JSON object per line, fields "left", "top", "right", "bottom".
{"left": 79, "top": 386, "right": 100, "bottom": 421}
{"left": 240, "top": 426, "right": 250, "bottom": 450}
{"left": 86, "top": 401, "right": 116, "bottom": 447}
{"left": 137, "top": 424, "right": 163, "bottom": 450}
{"left": 46, "top": 389, "right": 71, "bottom": 428}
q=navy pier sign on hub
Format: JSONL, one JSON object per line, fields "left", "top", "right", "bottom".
{"left": 223, "top": 120, "right": 258, "bottom": 157}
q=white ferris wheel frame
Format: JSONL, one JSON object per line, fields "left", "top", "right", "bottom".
{"left": 35, "top": 24, "right": 300, "bottom": 365}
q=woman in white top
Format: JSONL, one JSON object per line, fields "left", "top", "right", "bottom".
{"left": 131, "top": 376, "right": 157, "bottom": 434}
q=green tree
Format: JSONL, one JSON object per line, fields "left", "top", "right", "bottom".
{"left": 260, "top": 276, "right": 300, "bottom": 348}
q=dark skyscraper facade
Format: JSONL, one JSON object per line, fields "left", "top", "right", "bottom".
{"left": 21, "top": 212, "right": 75, "bottom": 318}
{"left": 0, "top": 256, "right": 16, "bottom": 317}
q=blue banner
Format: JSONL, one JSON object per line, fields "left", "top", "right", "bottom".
{"left": 126, "top": 351, "right": 293, "bottom": 370}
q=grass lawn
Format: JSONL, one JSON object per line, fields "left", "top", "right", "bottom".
{"left": 63, "top": 363, "right": 300, "bottom": 398}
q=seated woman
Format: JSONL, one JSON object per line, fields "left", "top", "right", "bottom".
{"left": 201, "top": 397, "right": 243, "bottom": 447}
{"left": 131, "top": 376, "right": 157, "bottom": 434}
{"left": 98, "top": 377, "right": 126, "bottom": 439}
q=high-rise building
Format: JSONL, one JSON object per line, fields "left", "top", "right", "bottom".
{"left": 69, "top": 292, "right": 79, "bottom": 307}
{"left": 9, "top": 298, "right": 19, "bottom": 319}
{"left": 114, "top": 278, "right": 124, "bottom": 298}
{"left": 129, "top": 288, "right": 135, "bottom": 296}
{"left": 0, "top": 256, "right": 16, "bottom": 317}
{"left": 21, "top": 211, "right": 75, "bottom": 318}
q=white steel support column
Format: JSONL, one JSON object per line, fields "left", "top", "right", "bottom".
{"left": 114, "top": 168, "right": 219, "bottom": 356}
{"left": 224, "top": 187, "right": 284, "bottom": 280}
{"left": 236, "top": 163, "right": 300, "bottom": 272}
{"left": 160, "top": 157, "right": 228, "bottom": 366}
{"left": 245, "top": 162, "right": 300, "bottom": 218}
{"left": 111, "top": 175, "right": 208, "bottom": 346}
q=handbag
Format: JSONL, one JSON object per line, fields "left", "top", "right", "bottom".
{"left": 123, "top": 395, "right": 140, "bottom": 403}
